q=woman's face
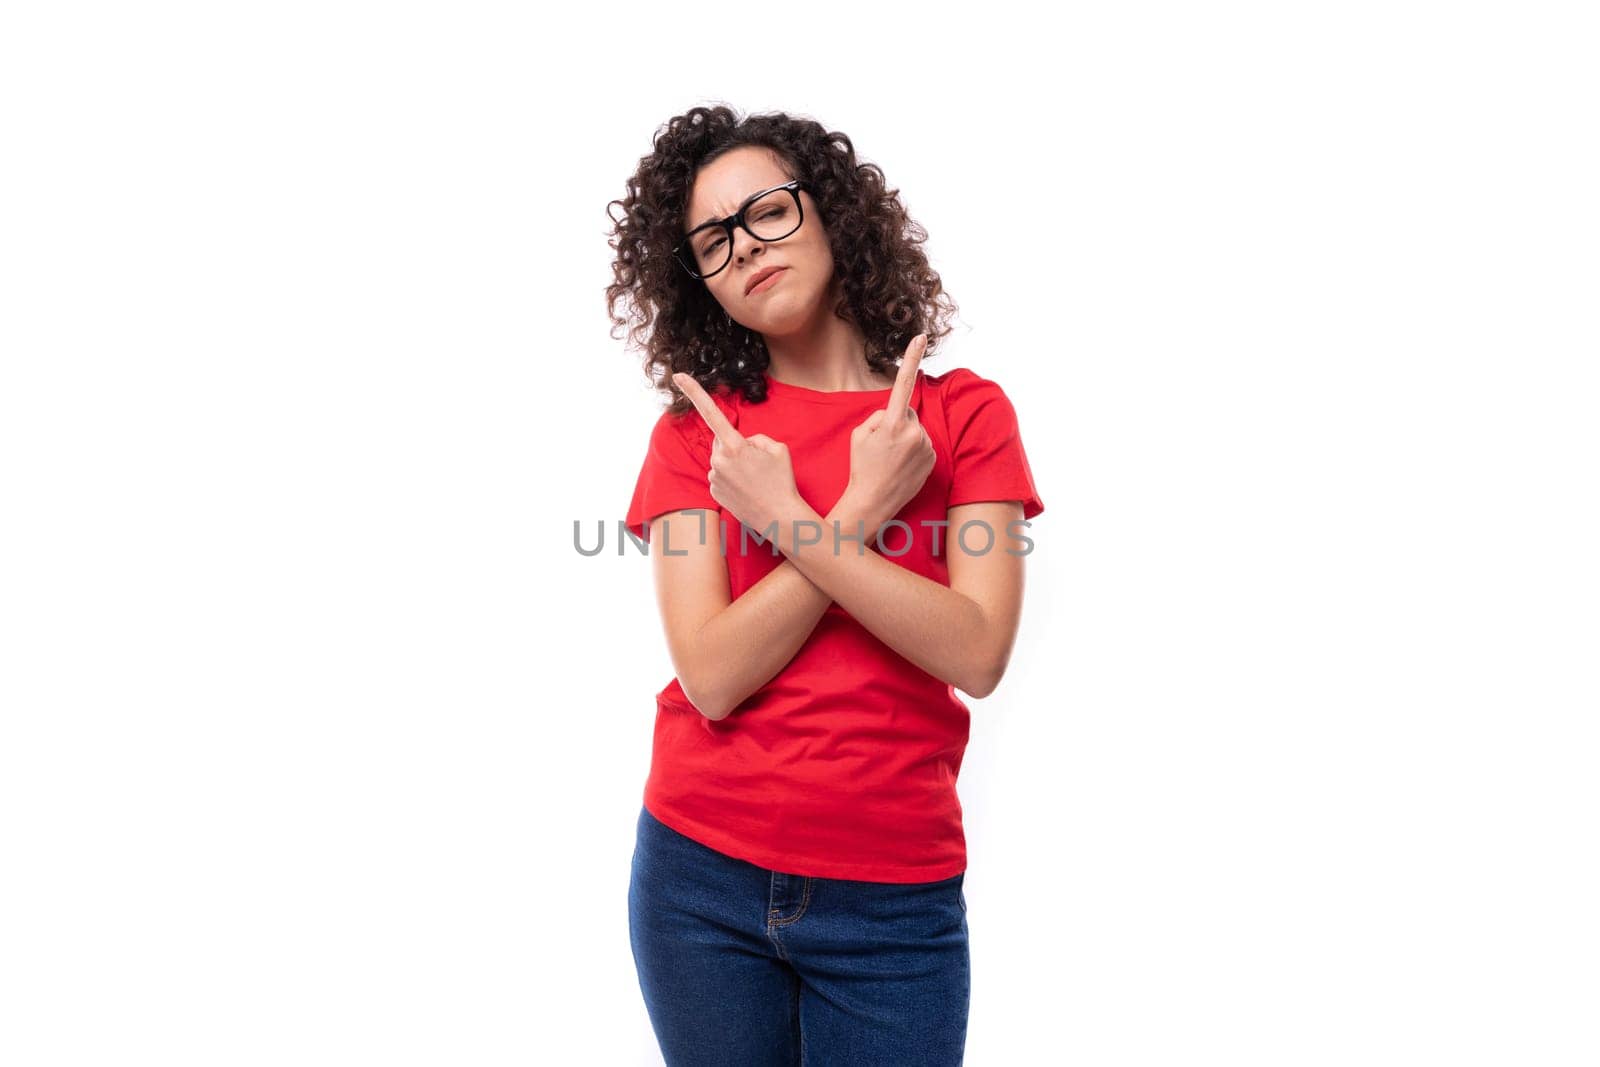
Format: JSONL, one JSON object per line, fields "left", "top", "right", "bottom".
{"left": 682, "top": 146, "right": 835, "bottom": 336}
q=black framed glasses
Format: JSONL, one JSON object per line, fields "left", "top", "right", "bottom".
{"left": 674, "top": 179, "right": 811, "bottom": 280}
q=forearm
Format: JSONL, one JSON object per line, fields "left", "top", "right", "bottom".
{"left": 772, "top": 499, "right": 997, "bottom": 696}
{"left": 685, "top": 495, "right": 879, "bottom": 719}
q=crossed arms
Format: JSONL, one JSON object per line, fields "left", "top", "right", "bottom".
{"left": 650, "top": 337, "right": 1029, "bottom": 720}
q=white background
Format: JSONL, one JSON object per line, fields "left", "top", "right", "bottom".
{"left": 3, "top": 2, "right": 1596, "bottom": 1064}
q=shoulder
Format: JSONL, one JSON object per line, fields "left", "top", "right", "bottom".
{"left": 924, "top": 366, "right": 1021, "bottom": 428}
{"left": 647, "top": 403, "right": 705, "bottom": 439}
{"left": 644, "top": 384, "right": 739, "bottom": 450}
{"left": 926, "top": 364, "right": 1016, "bottom": 402}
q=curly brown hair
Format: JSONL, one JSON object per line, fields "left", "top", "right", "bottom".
{"left": 604, "top": 105, "right": 959, "bottom": 416}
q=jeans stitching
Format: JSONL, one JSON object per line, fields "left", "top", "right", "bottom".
{"left": 768, "top": 875, "right": 814, "bottom": 928}
{"left": 766, "top": 927, "right": 792, "bottom": 963}
{"left": 765, "top": 872, "right": 792, "bottom": 963}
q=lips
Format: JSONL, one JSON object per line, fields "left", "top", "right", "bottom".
{"left": 745, "top": 266, "right": 787, "bottom": 294}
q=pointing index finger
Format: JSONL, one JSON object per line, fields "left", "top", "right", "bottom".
{"left": 672, "top": 372, "right": 744, "bottom": 449}
{"left": 884, "top": 334, "right": 926, "bottom": 420}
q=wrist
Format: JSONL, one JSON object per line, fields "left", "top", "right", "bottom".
{"left": 777, "top": 492, "right": 821, "bottom": 535}
{"left": 828, "top": 487, "right": 883, "bottom": 539}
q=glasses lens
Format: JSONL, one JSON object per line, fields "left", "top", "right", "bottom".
{"left": 685, "top": 228, "right": 727, "bottom": 277}
{"left": 683, "top": 187, "right": 802, "bottom": 278}
{"left": 746, "top": 187, "right": 802, "bottom": 242}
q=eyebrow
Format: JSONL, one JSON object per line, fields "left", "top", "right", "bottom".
{"left": 688, "top": 185, "right": 772, "bottom": 234}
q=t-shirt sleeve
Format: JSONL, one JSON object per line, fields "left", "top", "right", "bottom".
{"left": 943, "top": 369, "right": 1045, "bottom": 519}
{"left": 624, "top": 407, "right": 718, "bottom": 541}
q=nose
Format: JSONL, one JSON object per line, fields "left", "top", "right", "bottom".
{"left": 729, "top": 225, "right": 765, "bottom": 267}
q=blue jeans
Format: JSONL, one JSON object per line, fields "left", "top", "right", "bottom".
{"left": 627, "top": 804, "right": 970, "bottom": 1066}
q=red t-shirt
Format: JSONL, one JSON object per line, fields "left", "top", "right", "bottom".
{"left": 624, "top": 365, "right": 1045, "bottom": 883}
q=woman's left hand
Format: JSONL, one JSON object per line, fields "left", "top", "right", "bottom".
{"left": 673, "top": 372, "right": 803, "bottom": 535}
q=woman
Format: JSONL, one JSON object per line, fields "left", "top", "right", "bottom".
{"left": 605, "top": 106, "right": 1044, "bottom": 1066}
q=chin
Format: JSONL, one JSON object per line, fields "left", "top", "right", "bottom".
{"left": 753, "top": 293, "right": 818, "bottom": 327}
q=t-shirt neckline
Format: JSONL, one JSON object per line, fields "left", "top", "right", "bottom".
{"left": 762, "top": 369, "right": 919, "bottom": 403}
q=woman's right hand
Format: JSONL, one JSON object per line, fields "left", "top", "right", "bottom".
{"left": 844, "top": 334, "right": 936, "bottom": 531}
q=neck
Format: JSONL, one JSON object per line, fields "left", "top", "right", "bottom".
{"left": 763, "top": 311, "right": 893, "bottom": 392}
